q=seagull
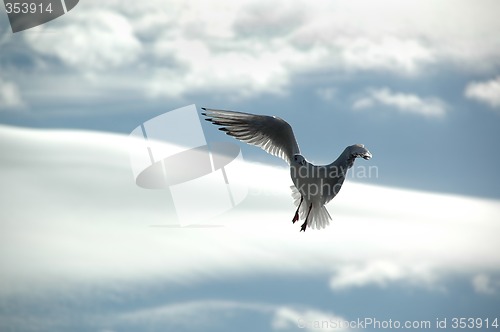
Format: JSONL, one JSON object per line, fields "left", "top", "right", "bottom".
{"left": 201, "top": 108, "right": 372, "bottom": 232}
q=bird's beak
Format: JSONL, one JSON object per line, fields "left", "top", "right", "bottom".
{"left": 361, "top": 151, "right": 372, "bottom": 160}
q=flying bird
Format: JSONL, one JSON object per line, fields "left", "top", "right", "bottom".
{"left": 202, "top": 108, "right": 372, "bottom": 232}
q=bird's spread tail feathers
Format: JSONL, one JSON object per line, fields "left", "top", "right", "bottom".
{"left": 291, "top": 185, "right": 331, "bottom": 230}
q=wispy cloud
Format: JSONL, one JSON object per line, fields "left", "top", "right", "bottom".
{"left": 330, "top": 260, "right": 437, "bottom": 290}
{"left": 114, "top": 300, "right": 350, "bottom": 332}
{"left": 353, "top": 88, "right": 447, "bottom": 117}
{"left": 0, "top": 77, "right": 25, "bottom": 110}
{"left": 116, "top": 300, "right": 273, "bottom": 330}
{"left": 0, "top": 295, "right": 347, "bottom": 332}
{"left": 336, "top": 37, "right": 434, "bottom": 75}
{"left": 471, "top": 274, "right": 500, "bottom": 295}
{"left": 272, "top": 306, "right": 349, "bottom": 331}
{"left": 316, "top": 87, "right": 337, "bottom": 102}
{"left": 464, "top": 76, "right": 500, "bottom": 109}
{"left": 117, "top": 300, "right": 351, "bottom": 332}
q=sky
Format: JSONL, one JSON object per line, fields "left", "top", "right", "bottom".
{"left": 1, "top": 0, "right": 500, "bottom": 331}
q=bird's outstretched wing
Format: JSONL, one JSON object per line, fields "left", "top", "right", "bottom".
{"left": 202, "top": 108, "right": 300, "bottom": 164}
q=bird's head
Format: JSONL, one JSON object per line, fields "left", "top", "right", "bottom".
{"left": 292, "top": 154, "right": 307, "bottom": 166}
{"left": 347, "top": 144, "right": 372, "bottom": 160}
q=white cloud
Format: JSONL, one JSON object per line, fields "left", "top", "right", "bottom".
{"left": 0, "top": 77, "right": 25, "bottom": 110}
{"left": 11, "top": 0, "right": 500, "bottom": 105}
{"left": 353, "top": 88, "right": 447, "bottom": 117}
{"left": 116, "top": 300, "right": 267, "bottom": 329}
{"left": 24, "top": 9, "right": 142, "bottom": 70}
{"left": 464, "top": 76, "right": 500, "bottom": 109}
{"left": 472, "top": 274, "right": 499, "bottom": 295}
{"left": 273, "top": 307, "right": 348, "bottom": 331}
{"left": 0, "top": 295, "right": 345, "bottom": 332}
{"left": 316, "top": 87, "right": 337, "bottom": 102}
{"left": 330, "top": 260, "right": 437, "bottom": 290}
{"left": 110, "top": 300, "right": 349, "bottom": 332}
{"left": 337, "top": 37, "right": 434, "bottom": 75}
{"left": 0, "top": 125, "right": 499, "bottom": 298}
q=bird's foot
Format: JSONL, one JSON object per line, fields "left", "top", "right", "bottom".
{"left": 292, "top": 195, "right": 303, "bottom": 224}
{"left": 300, "top": 203, "right": 313, "bottom": 232}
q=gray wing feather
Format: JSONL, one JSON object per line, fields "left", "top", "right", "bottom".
{"left": 202, "top": 108, "right": 300, "bottom": 164}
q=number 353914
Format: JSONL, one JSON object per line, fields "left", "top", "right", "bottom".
{"left": 5, "top": 2, "right": 53, "bottom": 14}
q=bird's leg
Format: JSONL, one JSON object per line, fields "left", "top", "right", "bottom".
{"left": 292, "top": 196, "right": 303, "bottom": 223}
{"left": 300, "top": 203, "right": 313, "bottom": 232}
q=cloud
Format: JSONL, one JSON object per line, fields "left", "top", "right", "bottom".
{"left": 316, "top": 87, "right": 337, "bottom": 102}
{"left": 112, "top": 300, "right": 348, "bottom": 332}
{"left": 472, "top": 274, "right": 500, "bottom": 295}
{"left": 273, "top": 307, "right": 348, "bottom": 331}
{"left": 353, "top": 88, "right": 447, "bottom": 117}
{"left": 0, "top": 294, "right": 345, "bottom": 332}
{"left": 24, "top": 10, "right": 142, "bottom": 71}
{"left": 1, "top": 124, "right": 500, "bottom": 330}
{"left": 464, "top": 76, "right": 500, "bottom": 109}
{"left": 120, "top": 300, "right": 348, "bottom": 332}
{"left": 0, "top": 77, "right": 25, "bottom": 110}
{"left": 0, "top": 124, "right": 499, "bottom": 298}
{"left": 116, "top": 300, "right": 269, "bottom": 329}
{"left": 7, "top": 0, "right": 500, "bottom": 107}
{"left": 233, "top": 1, "right": 307, "bottom": 38}
{"left": 335, "top": 37, "right": 434, "bottom": 75}
{"left": 329, "top": 260, "right": 437, "bottom": 290}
